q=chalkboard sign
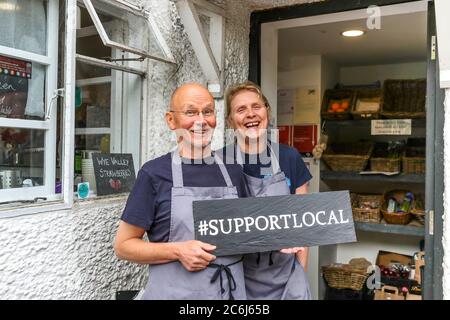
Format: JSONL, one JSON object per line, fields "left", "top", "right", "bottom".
{"left": 91, "top": 153, "right": 136, "bottom": 196}
{"left": 0, "top": 55, "right": 31, "bottom": 118}
{"left": 193, "top": 191, "right": 356, "bottom": 256}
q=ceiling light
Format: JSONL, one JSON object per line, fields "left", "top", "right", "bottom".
{"left": 341, "top": 30, "right": 365, "bottom": 37}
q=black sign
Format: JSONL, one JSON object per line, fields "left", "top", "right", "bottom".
{"left": 0, "top": 55, "right": 31, "bottom": 118}
{"left": 0, "top": 75, "right": 28, "bottom": 118}
{"left": 92, "top": 153, "right": 136, "bottom": 196}
{"left": 193, "top": 191, "right": 356, "bottom": 256}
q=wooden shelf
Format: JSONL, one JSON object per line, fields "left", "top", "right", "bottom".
{"left": 321, "top": 171, "right": 425, "bottom": 183}
{"left": 355, "top": 221, "right": 425, "bottom": 237}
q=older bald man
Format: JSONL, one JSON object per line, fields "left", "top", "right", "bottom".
{"left": 114, "top": 83, "right": 248, "bottom": 300}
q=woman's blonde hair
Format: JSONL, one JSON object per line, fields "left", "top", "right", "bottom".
{"left": 225, "top": 81, "right": 270, "bottom": 119}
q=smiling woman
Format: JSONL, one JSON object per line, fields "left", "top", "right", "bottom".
{"left": 221, "top": 81, "right": 313, "bottom": 300}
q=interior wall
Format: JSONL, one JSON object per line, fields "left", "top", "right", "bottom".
{"left": 278, "top": 55, "right": 322, "bottom": 125}
{"left": 339, "top": 61, "right": 427, "bottom": 86}
{"left": 278, "top": 55, "right": 322, "bottom": 89}
{"left": 337, "top": 232, "right": 423, "bottom": 264}
{"left": 321, "top": 56, "right": 339, "bottom": 97}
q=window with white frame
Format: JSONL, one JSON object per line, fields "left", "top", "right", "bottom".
{"left": 73, "top": 0, "right": 174, "bottom": 197}
{"left": 0, "top": 0, "right": 60, "bottom": 207}
{"left": 0, "top": 0, "right": 174, "bottom": 213}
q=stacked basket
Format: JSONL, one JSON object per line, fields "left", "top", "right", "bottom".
{"left": 322, "top": 258, "right": 372, "bottom": 291}
{"left": 380, "top": 79, "right": 426, "bottom": 118}
{"left": 351, "top": 194, "right": 383, "bottom": 223}
{"left": 322, "top": 141, "right": 374, "bottom": 172}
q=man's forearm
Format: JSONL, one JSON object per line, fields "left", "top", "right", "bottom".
{"left": 116, "top": 239, "right": 180, "bottom": 265}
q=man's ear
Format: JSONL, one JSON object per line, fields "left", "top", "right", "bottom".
{"left": 165, "top": 112, "right": 176, "bottom": 130}
{"left": 226, "top": 116, "right": 234, "bottom": 129}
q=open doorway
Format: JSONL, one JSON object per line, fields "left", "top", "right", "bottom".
{"left": 251, "top": 0, "right": 444, "bottom": 300}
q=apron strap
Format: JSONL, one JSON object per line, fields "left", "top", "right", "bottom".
{"left": 214, "top": 152, "right": 234, "bottom": 188}
{"left": 267, "top": 142, "right": 281, "bottom": 174}
{"left": 208, "top": 256, "right": 244, "bottom": 300}
{"left": 171, "top": 151, "right": 184, "bottom": 188}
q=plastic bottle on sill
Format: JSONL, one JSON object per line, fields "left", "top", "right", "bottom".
{"left": 100, "top": 135, "right": 110, "bottom": 153}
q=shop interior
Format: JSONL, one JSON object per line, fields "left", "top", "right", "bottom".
{"left": 276, "top": 5, "right": 428, "bottom": 300}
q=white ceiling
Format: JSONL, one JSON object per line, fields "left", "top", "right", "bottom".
{"left": 278, "top": 11, "right": 428, "bottom": 71}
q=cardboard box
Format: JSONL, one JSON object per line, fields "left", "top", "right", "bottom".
{"left": 376, "top": 250, "right": 413, "bottom": 267}
{"left": 374, "top": 285, "right": 404, "bottom": 300}
{"left": 414, "top": 251, "right": 425, "bottom": 284}
{"left": 406, "top": 293, "right": 422, "bottom": 300}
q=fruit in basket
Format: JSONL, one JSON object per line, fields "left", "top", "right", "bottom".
{"left": 336, "top": 108, "right": 345, "bottom": 113}
{"left": 331, "top": 102, "right": 341, "bottom": 111}
{"left": 341, "top": 100, "right": 350, "bottom": 110}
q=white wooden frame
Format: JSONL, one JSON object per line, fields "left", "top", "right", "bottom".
{"left": 81, "top": 0, "right": 175, "bottom": 65}
{"left": 0, "top": 0, "right": 59, "bottom": 207}
{"left": 435, "top": 0, "right": 450, "bottom": 88}
{"left": 175, "top": 0, "right": 225, "bottom": 97}
{"left": 0, "top": 0, "right": 77, "bottom": 217}
{"left": 75, "top": 1, "right": 141, "bottom": 167}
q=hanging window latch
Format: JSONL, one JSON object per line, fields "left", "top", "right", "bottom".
{"left": 45, "top": 88, "right": 65, "bottom": 120}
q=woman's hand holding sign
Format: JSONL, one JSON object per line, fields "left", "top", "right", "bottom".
{"left": 279, "top": 247, "right": 305, "bottom": 254}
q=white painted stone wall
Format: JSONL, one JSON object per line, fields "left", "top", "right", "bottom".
{"left": 0, "top": 0, "right": 315, "bottom": 300}
{"left": 0, "top": 196, "right": 147, "bottom": 299}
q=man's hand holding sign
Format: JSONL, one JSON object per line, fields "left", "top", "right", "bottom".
{"left": 193, "top": 191, "right": 356, "bottom": 256}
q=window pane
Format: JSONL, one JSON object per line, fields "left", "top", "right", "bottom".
{"left": 0, "top": 60, "right": 46, "bottom": 120}
{"left": 90, "top": 0, "right": 168, "bottom": 60}
{"left": 0, "top": 0, "right": 47, "bottom": 56}
{"left": 75, "top": 83, "right": 111, "bottom": 128}
{"left": 0, "top": 127, "right": 44, "bottom": 189}
{"left": 76, "top": 60, "right": 111, "bottom": 79}
{"left": 75, "top": 134, "right": 110, "bottom": 155}
{"left": 74, "top": 133, "right": 110, "bottom": 195}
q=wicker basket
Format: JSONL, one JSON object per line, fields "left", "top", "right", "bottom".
{"left": 370, "top": 157, "right": 401, "bottom": 173}
{"left": 402, "top": 146, "right": 425, "bottom": 174}
{"left": 381, "top": 207, "right": 411, "bottom": 225}
{"left": 381, "top": 79, "right": 426, "bottom": 118}
{"left": 322, "top": 261, "right": 370, "bottom": 291}
{"left": 402, "top": 157, "right": 425, "bottom": 174}
{"left": 352, "top": 194, "right": 383, "bottom": 223}
{"left": 410, "top": 194, "right": 425, "bottom": 225}
{"left": 351, "top": 88, "right": 382, "bottom": 119}
{"left": 381, "top": 190, "right": 412, "bottom": 225}
{"left": 322, "top": 142, "right": 374, "bottom": 172}
{"left": 321, "top": 89, "right": 356, "bottom": 120}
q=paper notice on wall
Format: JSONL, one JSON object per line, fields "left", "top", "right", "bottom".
{"left": 278, "top": 89, "right": 295, "bottom": 115}
{"left": 294, "top": 86, "right": 320, "bottom": 124}
{"left": 277, "top": 89, "right": 294, "bottom": 125}
{"left": 371, "top": 119, "right": 412, "bottom": 135}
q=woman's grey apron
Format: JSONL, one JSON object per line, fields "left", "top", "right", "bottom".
{"left": 237, "top": 144, "right": 311, "bottom": 300}
{"left": 142, "top": 151, "right": 246, "bottom": 300}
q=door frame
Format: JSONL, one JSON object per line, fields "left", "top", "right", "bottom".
{"left": 424, "top": 0, "right": 444, "bottom": 301}
{"left": 248, "top": 0, "right": 444, "bottom": 300}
